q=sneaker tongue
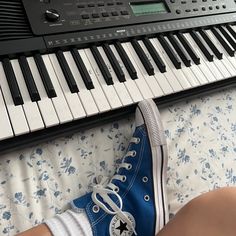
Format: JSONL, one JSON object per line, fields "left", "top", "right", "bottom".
{"left": 135, "top": 108, "right": 144, "bottom": 127}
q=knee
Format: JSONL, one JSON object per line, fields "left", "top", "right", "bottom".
{"left": 186, "top": 187, "right": 236, "bottom": 212}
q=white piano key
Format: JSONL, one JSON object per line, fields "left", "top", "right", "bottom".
{"left": 110, "top": 44, "right": 143, "bottom": 103}
{"left": 228, "top": 25, "right": 236, "bottom": 43}
{"left": 172, "top": 34, "right": 208, "bottom": 85}
{"left": 0, "top": 87, "right": 14, "bottom": 140}
{"left": 194, "top": 31, "right": 228, "bottom": 80}
{"left": 122, "top": 43, "right": 154, "bottom": 99}
{"left": 149, "top": 38, "right": 183, "bottom": 92}
{"left": 0, "top": 62, "right": 29, "bottom": 135}
{"left": 126, "top": 41, "right": 164, "bottom": 98}
{"left": 97, "top": 46, "right": 133, "bottom": 106}
{"left": 79, "top": 49, "right": 111, "bottom": 113}
{"left": 42, "top": 55, "right": 73, "bottom": 124}
{"left": 48, "top": 53, "right": 86, "bottom": 120}
{"left": 125, "top": 42, "right": 160, "bottom": 97}
{"left": 185, "top": 33, "right": 223, "bottom": 81}
{"left": 200, "top": 30, "right": 231, "bottom": 78}
{"left": 206, "top": 29, "right": 236, "bottom": 76}
{"left": 192, "top": 32, "right": 224, "bottom": 80}
{"left": 11, "top": 59, "right": 45, "bottom": 132}
{"left": 163, "top": 36, "right": 200, "bottom": 88}
{"left": 27, "top": 57, "right": 59, "bottom": 128}
{"left": 137, "top": 40, "right": 174, "bottom": 94}
{"left": 84, "top": 48, "right": 122, "bottom": 110}
{"left": 63, "top": 51, "right": 99, "bottom": 116}
{"left": 152, "top": 38, "right": 191, "bottom": 90}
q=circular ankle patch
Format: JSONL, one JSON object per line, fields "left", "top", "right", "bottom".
{"left": 109, "top": 211, "right": 136, "bottom": 236}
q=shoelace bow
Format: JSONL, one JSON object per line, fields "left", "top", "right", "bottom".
{"left": 92, "top": 137, "right": 140, "bottom": 235}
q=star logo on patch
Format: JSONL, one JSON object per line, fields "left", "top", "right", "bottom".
{"left": 116, "top": 221, "right": 129, "bottom": 235}
{"left": 109, "top": 212, "right": 135, "bottom": 236}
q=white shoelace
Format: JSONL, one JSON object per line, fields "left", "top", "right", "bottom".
{"left": 91, "top": 137, "right": 140, "bottom": 235}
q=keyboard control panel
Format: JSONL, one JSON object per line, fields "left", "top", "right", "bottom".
{"left": 22, "top": 0, "right": 236, "bottom": 35}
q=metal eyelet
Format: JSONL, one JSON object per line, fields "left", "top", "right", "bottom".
{"left": 131, "top": 150, "right": 136, "bottom": 157}
{"left": 122, "top": 175, "right": 127, "bottom": 182}
{"left": 114, "top": 187, "right": 119, "bottom": 193}
{"left": 135, "top": 137, "right": 140, "bottom": 144}
{"left": 144, "top": 195, "right": 150, "bottom": 202}
{"left": 92, "top": 205, "right": 100, "bottom": 213}
{"left": 127, "top": 164, "right": 132, "bottom": 170}
{"left": 142, "top": 176, "right": 148, "bottom": 183}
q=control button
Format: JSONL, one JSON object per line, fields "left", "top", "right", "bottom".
{"left": 102, "top": 12, "right": 109, "bottom": 17}
{"left": 43, "top": 0, "right": 50, "bottom": 3}
{"left": 176, "top": 9, "right": 181, "bottom": 14}
{"left": 202, "top": 6, "right": 206, "bottom": 10}
{"left": 92, "top": 13, "right": 100, "bottom": 18}
{"left": 77, "top": 4, "right": 85, "bottom": 8}
{"left": 88, "top": 3, "right": 95, "bottom": 7}
{"left": 185, "top": 9, "right": 191, "bottom": 12}
{"left": 222, "top": 4, "right": 226, "bottom": 8}
{"left": 181, "top": 1, "right": 186, "bottom": 3}
{"left": 209, "top": 6, "right": 213, "bottom": 10}
{"left": 98, "top": 2, "right": 105, "bottom": 6}
{"left": 121, "top": 10, "right": 129, "bottom": 15}
{"left": 107, "top": 2, "right": 114, "bottom": 5}
{"left": 81, "top": 14, "right": 90, "bottom": 19}
{"left": 192, "top": 0, "right": 197, "bottom": 2}
{"left": 111, "top": 11, "right": 119, "bottom": 16}
{"left": 202, "top": 0, "right": 207, "bottom": 2}
{"left": 193, "top": 8, "right": 199, "bottom": 11}
{"left": 45, "top": 9, "right": 60, "bottom": 22}
{"left": 170, "top": 0, "right": 175, "bottom": 3}
{"left": 216, "top": 5, "right": 220, "bottom": 9}
{"left": 116, "top": 2, "right": 123, "bottom": 5}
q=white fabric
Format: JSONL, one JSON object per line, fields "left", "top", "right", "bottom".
{"left": 45, "top": 210, "right": 92, "bottom": 236}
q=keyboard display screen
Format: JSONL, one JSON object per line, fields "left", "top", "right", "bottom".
{"left": 130, "top": 2, "right": 169, "bottom": 16}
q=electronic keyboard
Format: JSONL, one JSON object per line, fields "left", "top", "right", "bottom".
{"left": 1, "top": 0, "right": 236, "bottom": 154}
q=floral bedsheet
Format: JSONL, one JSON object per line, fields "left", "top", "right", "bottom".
{"left": 0, "top": 87, "right": 236, "bottom": 235}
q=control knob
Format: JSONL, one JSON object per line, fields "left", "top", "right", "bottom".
{"left": 45, "top": 9, "right": 60, "bottom": 22}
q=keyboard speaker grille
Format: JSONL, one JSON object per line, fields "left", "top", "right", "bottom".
{"left": 0, "top": 0, "right": 33, "bottom": 41}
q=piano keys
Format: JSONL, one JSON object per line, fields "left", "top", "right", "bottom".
{"left": 1, "top": 0, "right": 236, "bottom": 153}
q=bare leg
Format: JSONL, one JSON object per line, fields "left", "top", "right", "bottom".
{"left": 16, "top": 224, "right": 52, "bottom": 236}
{"left": 158, "top": 187, "right": 236, "bottom": 236}
{"left": 17, "top": 187, "right": 236, "bottom": 236}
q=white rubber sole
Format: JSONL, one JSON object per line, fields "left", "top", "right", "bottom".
{"left": 137, "top": 99, "right": 169, "bottom": 234}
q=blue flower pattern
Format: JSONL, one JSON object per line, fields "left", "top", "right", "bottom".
{"left": 0, "top": 88, "right": 236, "bottom": 234}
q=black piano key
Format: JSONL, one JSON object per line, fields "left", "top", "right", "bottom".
{"left": 34, "top": 54, "right": 57, "bottom": 98}
{"left": 199, "top": 29, "right": 223, "bottom": 60}
{"left": 167, "top": 34, "right": 191, "bottom": 67}
{"left": 226, "top": 24, "right": 236, "bottom": 40}
{"left": 158, "top": 35, "right": 181, "bottom": 69}
{"left": 91, "top": 45, "right": 113, "bottom": 85}
{"left": 143, "top": 37, "right": 166, "bottom": 73}
{"left": 103, "top": 43, "right": 126, "bottom": 82}
{"left": 71, "top": 48, "right": 94, "bottom": 90}
{"left": 2, "top": 58, "right": 23, "bottom": 106}
{"left": 211, "top": 27, "right": 235, "bottom": 57}
{"left": 218, "top": 26, "right": 236, "bottom": 51}
{"left": 190, "top": 30, "right": 214, "bottom": 62}
{"left": 131, "top": 38, "right": 154, "bottom": 76}
{"left": 19, "top": 55, "right": 41, "bottom": 102}
{"left": 177, "top": 32, "right": 201, "bottom": 65}
{"left": 56, "top": 50, "right": 79, "bottom": 93}
{"left": 115, "top": 41, "right": 137, "bottom": 80}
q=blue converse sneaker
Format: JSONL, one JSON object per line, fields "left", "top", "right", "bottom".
{"left": 71, "top": 99, "right": 169, "bottom": 236}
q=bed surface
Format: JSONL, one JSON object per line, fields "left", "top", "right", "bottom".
{"left": 0, "top": 87, "right": 236, "bottom": 235}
